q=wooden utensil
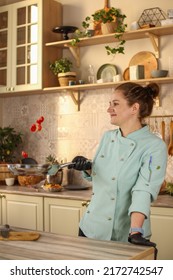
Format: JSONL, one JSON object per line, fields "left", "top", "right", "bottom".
{"left": 168, "top": 120, "right": 173, "bottom": 155}
{"left": 94, "top": 0, "right": 110, "bottom": 35}
{"left": 123, "top": 67, "right": 129, "bottom": 80}
{"left": 0, "top": 231, "right": 40, "bottom": 241}
{"left": 161, "top": 120, "right": 165, "bottom": 141}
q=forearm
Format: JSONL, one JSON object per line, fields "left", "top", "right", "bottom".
{"left": 129, "top": 212, "right": 157, "bottom": 254}
{"left": 130, "top": 212, "right": 145, "bottom": 235}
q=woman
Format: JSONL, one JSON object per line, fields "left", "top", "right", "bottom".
{"left": 70, "top": 82, "right": 167, "bottom": 246}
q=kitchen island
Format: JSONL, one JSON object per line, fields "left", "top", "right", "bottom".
{"left": 0, "top": 184, "right": 173, "bottom": 259}
{"left": 0, "top": 229, "right": 154, "bottom": 260}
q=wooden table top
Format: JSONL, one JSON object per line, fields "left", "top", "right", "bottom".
{"left": 0, "top": 231, "right": 154, "bottom": 260}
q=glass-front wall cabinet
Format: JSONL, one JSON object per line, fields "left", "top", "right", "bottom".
{"left": 16, "top": 4, "right": 39, "bottom": 86}
{"left": 0, "top": 0, "right": 41, "bottom": 94}
{"left": 0, "top": 7, "right": 8, "bottom": 91}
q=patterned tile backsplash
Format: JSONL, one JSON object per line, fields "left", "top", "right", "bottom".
{"left": 2, "top": 84, "right": 173, "bottom": 185}
{"left": 2, "top": 89, "right": 114, "bottom": 164}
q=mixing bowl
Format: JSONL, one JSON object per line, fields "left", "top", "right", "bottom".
{"left": 151, "top": 70, "right": 168, "bottom": 78}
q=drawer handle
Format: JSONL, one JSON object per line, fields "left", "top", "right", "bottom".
{"left": 0, "top": 194, "right": 6, "bottom": 198}
{"left": 82, "top": 201, "right": 90, "bottom": 207}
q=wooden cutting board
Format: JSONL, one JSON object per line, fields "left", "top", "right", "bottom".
{"left": 168, "top": 120, "right": 173, "bottom": 156}
{"left": 129, "top": 51, "right": 158, "bottom": 79}
{"left": 0, "top": 231, "right": 40, "bottom": 241}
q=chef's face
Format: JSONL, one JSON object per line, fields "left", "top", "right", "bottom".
{"left": 107, "top": 89, "right": 137, "bottom": 126}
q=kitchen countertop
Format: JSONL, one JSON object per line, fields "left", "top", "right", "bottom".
{"left": 0, "top": 184, "right": 173, "bottom": 207}
{"left": 0, "top": 184, "right": 92, "bottom": 201}
{"left": 0, "top": 229, "right": 154, "bottom": 260}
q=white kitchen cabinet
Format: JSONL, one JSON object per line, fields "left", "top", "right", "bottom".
{"left": 150, "top": 206, "right": 173, "bottom": 260}
{"left": 1, "top": 193, "right": 43, "bottom": 231}
{"left": 44, "top": 197, "right": 87, "bottom": 236}
{"left": 0, "top": 0, "right": 62, "bottom": 94}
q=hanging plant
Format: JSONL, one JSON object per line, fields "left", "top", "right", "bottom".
{"left": 70, "top": 7, "right": 127, "bottom": 55}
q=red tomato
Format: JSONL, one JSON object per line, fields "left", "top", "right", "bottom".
{"left": 37, "top": 123, "right": 42, "bottom": 131}
{"left": 30, "top": 124, "right": 37, "bottom": 132}
{"left": 36, "top": 116, "right": 44, "bottom": 124}
{"left": 22, "top": 151, "right": 28, "bottom": 158}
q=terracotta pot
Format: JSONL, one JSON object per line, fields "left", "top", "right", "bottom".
{"left": 101, "top": 21, "right": 118, "bottom": 34}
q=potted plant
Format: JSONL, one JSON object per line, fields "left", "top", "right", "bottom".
{"left": 0, "top": 126, "right": 23, "bottom": 163}
{"left": 0, "top": 126, "right": 23, "bottom": 181}
{"left": 49, "top": 57, "right": 76, "bottom": 86}
{"left": 93, "top": 7, "right": 127, "bottom": 55}
{"left": 92, "top": 7, "right": 126, "bottom": 33}
{"left": 45, "top": 154, "right": 63, "bottom": 185}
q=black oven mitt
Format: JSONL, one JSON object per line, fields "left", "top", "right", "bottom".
{"left": 128, "top": 233, "right": 158, "bottom": 259}
{"left": 69, "top": 156, "right": 92, "bottom": 171}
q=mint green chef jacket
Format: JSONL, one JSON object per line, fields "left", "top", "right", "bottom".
{"left": 80, "top": 126, "right": 168, "bottom": 242}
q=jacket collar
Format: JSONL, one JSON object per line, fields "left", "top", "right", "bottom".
{"left": 117, "top": 125, "right": 149, "bottom": 141}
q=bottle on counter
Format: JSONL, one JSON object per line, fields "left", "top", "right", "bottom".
{"left": 87, "top": 64, "right": 95, "bottom": 84}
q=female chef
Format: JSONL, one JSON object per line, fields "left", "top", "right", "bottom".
{"left": 70, "top": 82, "right": 167, "bottom": 248}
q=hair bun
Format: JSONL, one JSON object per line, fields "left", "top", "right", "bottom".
{"left": 145, "top": 83, "right": 159, "bottom": 99}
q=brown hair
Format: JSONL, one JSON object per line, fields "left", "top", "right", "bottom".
{"left": 116, "top": 82, "right": 159, "bottom": 119}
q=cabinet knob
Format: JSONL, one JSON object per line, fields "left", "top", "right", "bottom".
{"left": 0, "top": 194, "right": 6, "bottom": 198}
{"left": 82, "top": 200, "right": 90, "bottom": 207}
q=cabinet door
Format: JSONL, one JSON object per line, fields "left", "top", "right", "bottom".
{"left": 0, "top": 0, "right": 62, "bottom": 94}
{"left": 44, "top": 197, "right": 86, "bottom": 237}
{"left": 0, "top": 5, "right": 12, "bottom": 93}
{"left": 0, "top": 0, "right": 42, "bottom": 94}
{"left": 11, "top": 0, "right": 42, "bottom": 92}
{"left": 2, "top": 193, "right": 43, "bottom": 231}
{"left": 150, "top": 207, "right": 173, "bottom": 260}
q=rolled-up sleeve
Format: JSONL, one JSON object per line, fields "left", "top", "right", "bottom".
{"left": 129, "top": 142, "right": 168, "bottom": 218}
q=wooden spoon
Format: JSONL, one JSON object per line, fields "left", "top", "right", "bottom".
{"left": 161, "top": 120, "right": 165, "bottom": 141}
{"left": 168, "top": 120, "right": 173, "bottom": 155}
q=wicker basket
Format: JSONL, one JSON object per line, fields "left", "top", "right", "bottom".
{"left": 58, "top": 72, "right": 76, "bottom": 87}
{"left": 0, "top": 164, "right": 15, "bottom": 183}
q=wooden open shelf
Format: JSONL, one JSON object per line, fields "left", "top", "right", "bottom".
{"left": 44, "top": 25, "right": 173, "bottom": 110}
{"left": 46, "top": 25, "right": 173, "bottom": 48}
{"left": 44, "top": 77, "right": 173, "bottom": 111}
{"left": 44, "top": 77, "right": 173, "bottom": 92}
{"left": 46, "top": 25, "right": 173, "bottom": 61}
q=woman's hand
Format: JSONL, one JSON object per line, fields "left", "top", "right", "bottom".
{"left": 128, "top": 233, "right": 156, "bottom": 247}
{"left": 128, "top": 233, "right": 158, "bottom": 260}
{"left": 69, "top": 156, "right": 92, "bottom": 171}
